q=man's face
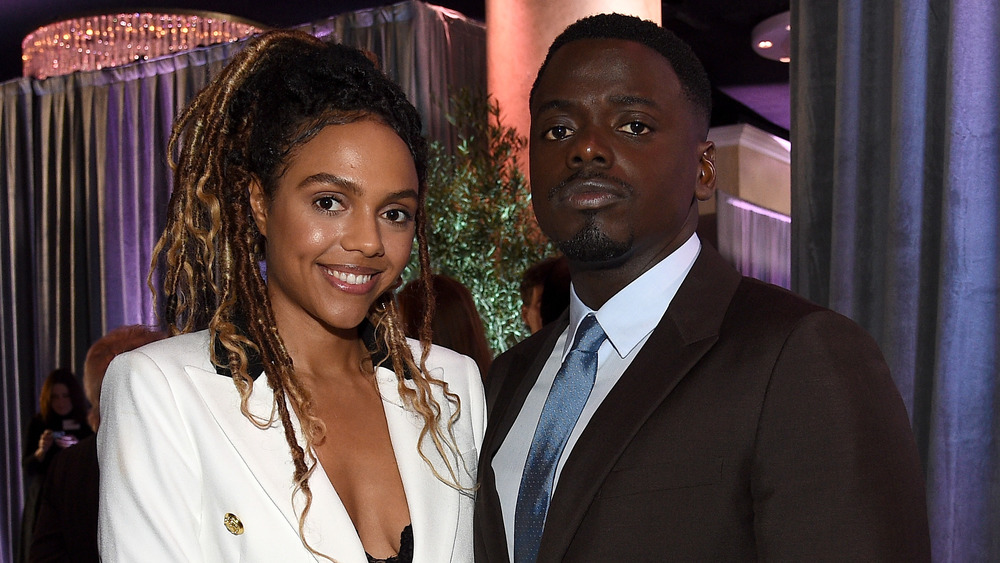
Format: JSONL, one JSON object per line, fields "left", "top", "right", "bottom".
{"left": 529, "top": 39, "right": 714, "bottom": 280}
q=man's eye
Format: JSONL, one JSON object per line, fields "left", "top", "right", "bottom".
{"left": 618, "top": 122, "right": 651, "bottom": 135}
{"left": 543, "top": 125, "right": 573, "bottom": 140}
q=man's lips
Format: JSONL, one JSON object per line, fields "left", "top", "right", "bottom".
{"left": 555, "top": 177, "right": 628, "bottom": 209}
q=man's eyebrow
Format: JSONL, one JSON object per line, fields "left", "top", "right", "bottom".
{"left": 534, "top": 99, "right": 574, "bottom": 115}
{"left": 534, "top": 96, "right": 659, "bottom": 115}
{"left": 608, "top": 95, "right": 658, "bottom": 108}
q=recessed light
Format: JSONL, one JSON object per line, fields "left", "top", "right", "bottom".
{"left": 751, "top": 11, "right": 791, "bottom": 63}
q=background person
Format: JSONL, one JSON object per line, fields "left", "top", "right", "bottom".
{"left": 475, "top": 14, "right": 930, "bottom": 562}
{"left": 29, "top": 325, "right": 165, "bottom": 563}
{"left": 397, "top": 274, "right": 493, "bottom": 379}
{"left": 18, "top": 369, "right": 92, "bottom": 563}
{"left": 98, "top": 30, "right": 484, "bottom": 562}
{"left": 518, "top": 256, "right": 570, "bottom": 335}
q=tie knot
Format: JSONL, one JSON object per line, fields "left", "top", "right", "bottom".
{"left": 572, "top": 314, "right": 606, "bottom": 353}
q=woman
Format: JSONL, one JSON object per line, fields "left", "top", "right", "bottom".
{"left": 396, "top": 274, "right": 493, "bottom": 378}
{"left": 20, "top": 369, "right": 92, "bottom": 563}
{"left": 97, "top": 31, "right": 485, "bottom": 562}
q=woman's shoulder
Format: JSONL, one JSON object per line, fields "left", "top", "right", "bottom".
{"left": 108, "top": 329, "right": 214, "bottom": 378}
{"left": 125, "top": 330, "right": 209, "bottom": 358}
{"left": 404, "top": 338, "right": 484, "bottom": 397}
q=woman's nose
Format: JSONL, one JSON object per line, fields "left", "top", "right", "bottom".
{"left": 340, "top": 212, "right": 385, "bottom": 257}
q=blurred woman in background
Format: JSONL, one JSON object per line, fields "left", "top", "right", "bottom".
{"left": 19, "top": 368, "right": 92, "bottom": 563}
{"left": 397, "top": 274, "right": 493, "bottom": 379}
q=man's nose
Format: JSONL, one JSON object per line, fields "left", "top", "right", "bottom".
{"left": 568, "top": 128, "right": 612, "bottom": 169}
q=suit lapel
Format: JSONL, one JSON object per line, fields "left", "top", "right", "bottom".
{"left": 484, "top": 320, "right": 566, "bottom": 459}
{"left": 537, "top": 246, "right": 743, "bottom": 561}
{"left": 477, "top": 320, "right": 566, "bottom": 562}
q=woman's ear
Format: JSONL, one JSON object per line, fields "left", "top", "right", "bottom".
{"left": 248, "top": 181, "right": 268, "bottom": 238}
{"left": 695, "top": 142, "right": 717, "bottom": 201}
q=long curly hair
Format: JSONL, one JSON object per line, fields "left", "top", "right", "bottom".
{"left": 150, "top": 29, "right": 463, "bottom": 559}
{"left": 39, "top": 368, "right": 88, "bottom": 427}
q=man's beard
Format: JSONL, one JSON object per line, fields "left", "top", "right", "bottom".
{"left": 556, "top": 217, "right": 631, "bottom": 264}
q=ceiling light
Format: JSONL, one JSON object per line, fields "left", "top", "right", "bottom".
{"left": 751, "top": 10, "right": 790, "bottom": 63}
{"left": 21, "top": 11, "right": 264, "bottom": 79}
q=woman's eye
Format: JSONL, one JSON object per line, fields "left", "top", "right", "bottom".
{"left": 383, "top": 208, "right": 413, "bottom": 224}
{"left": 618, "top": 121, "right": 651, "bottom": 135}
{"left": 543, "top": 125, "right": 573, "bottom": 141}
{"left": 315, "top": 196, "right": 343, "bottom": 212}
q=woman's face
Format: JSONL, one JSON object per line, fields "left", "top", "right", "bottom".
{"left": 50, "top": 383, "right": 72, "bottom": 416}
{"left": 250, "top": 119, "right": 419, "bottom": 335}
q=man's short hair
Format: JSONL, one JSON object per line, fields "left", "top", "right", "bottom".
{"left": 520, "top": 256, "right": 566, "bottom": 305}
{"left": 530, "top": 13, "right": 713, "bottom": 134}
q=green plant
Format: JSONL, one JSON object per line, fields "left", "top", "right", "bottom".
{"left": 406, "top": 91, "right": 554, "bottom": 353}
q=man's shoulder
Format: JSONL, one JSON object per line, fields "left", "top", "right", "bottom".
{"left": 721, "top": 276, "right": 878, "bottom": 355}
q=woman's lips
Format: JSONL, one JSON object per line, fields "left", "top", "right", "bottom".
{"left": 321, "top": 265, "right": 380, "bottom": 294}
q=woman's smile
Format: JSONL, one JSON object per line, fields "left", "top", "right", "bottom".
{"left": 249, "top": 119, "right": 419, "bottom": 334}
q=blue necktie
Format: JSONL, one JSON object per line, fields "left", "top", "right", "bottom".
{"left": 514, "top": 313, "right": 606, "bottom": 563}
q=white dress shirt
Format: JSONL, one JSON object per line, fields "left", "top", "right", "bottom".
{"left": 493, "top": 234, "right": 702, "bottom": 559}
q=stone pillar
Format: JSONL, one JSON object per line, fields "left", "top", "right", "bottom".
{"left": 485, "top": 0, "right": 661, "bottom": 142}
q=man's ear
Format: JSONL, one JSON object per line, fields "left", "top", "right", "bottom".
{"left": 248, "top": 181, "right": 268, "bottom": 238}
{"left": 695, "top": 141, "right": 716, "bottom": 201}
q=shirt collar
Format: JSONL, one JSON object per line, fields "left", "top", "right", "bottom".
{"left": 565, "top": 234, "right": 701, "bottom": 360}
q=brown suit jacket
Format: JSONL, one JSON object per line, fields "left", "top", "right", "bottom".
{"left": 474, "top": 245, "right": 930, "bottom": 561}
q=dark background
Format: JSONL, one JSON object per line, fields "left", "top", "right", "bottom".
{"left": 0, "top": 0, "right": 790, "bottom": 134}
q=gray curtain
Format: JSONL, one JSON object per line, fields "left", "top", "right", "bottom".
{"left": 791, "top": 0, "right": 999, "bottom": 559}
{"left": 297, "top": 2, "right": 486, "bottom": 152}
{"left": 716, "top": 189, "right": 792, "bottom": 289}
{"left": 0, "top": 1, "right": 484, "bottom": 555}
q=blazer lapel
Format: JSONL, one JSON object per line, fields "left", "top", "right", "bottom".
{"left": 537, "top": 245, "right": 743, "bottom": 561}
{"left": 186, "top": 365, "right": 365, "bottom": 562}
{"left": 377, "top": 367, "right": 472, "bottom": 562}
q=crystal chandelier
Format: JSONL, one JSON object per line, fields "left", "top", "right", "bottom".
{"left": 22, "top": 11, "right": 264, "bottom": 79}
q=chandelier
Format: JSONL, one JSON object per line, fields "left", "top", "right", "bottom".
{"left": 22, "top": 11, "right": 265, "bottom": 79}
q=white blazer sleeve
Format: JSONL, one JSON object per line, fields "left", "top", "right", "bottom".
{"left": 465, "top": 356, "right": 487, "bottom": 458}
{"left": 97, "top": 350, "right": 204, "bottom": 562}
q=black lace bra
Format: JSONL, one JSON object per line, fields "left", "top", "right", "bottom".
{"left": 365, "top": 525, "right": 413, "bottom": 563}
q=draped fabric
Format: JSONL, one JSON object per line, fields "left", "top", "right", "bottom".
{"left": 0, "top": 1, "right": 484, "bottom": 555}
{"left": 716, "top": 189, "right": 792, "bottom": 289}
{"left": 791, "top": 0, "right": 999, "bottom": 559}
{"left": 296, "top": 2, "right": 485, "bottom": 152}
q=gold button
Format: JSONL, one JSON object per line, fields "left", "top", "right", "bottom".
{"left": 223, "top": 513, "right": 244, "bottom": 535}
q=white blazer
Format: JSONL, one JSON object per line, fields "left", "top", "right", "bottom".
{"left": 97, "top": 330, "right": 485, "bottom": 562}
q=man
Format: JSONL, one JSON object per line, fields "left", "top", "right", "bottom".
{"left": 474, "top": 14, "right": 930, "bottom": 562}
{"left": 30, "top": 325, "right": 164, "bottom": 563}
